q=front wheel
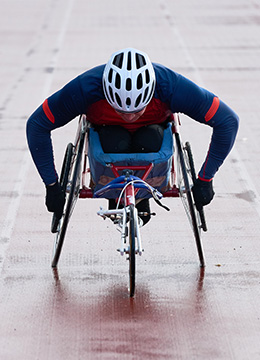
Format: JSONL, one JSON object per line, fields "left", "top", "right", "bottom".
{"left": 128, "top": 204, "right": 136, "bottom": 297}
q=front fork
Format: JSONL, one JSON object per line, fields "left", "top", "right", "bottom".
{"left": 97, "top": 181, "right": 143, "bottom": 256}
{"left": 124, "top": 182, "right": 143, "bottom": 256}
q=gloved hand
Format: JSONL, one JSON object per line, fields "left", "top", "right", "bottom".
{"left": 192, "top": 178, "right": 215, "bottom": 209}
{"left": 45, "top": 181, "right": 65, "bottom": 219}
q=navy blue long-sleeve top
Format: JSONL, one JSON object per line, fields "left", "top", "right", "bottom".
{"left": 26, "top": 63, "right": 239, "bottom": 185}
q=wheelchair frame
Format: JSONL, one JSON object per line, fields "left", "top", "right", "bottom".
{"left": 51, "top": 114, "right": 207, "bottom": 297}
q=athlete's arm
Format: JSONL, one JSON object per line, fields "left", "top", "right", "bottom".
{"left": 154, "top": 64, "right": 239, "bottom": 180}
{"left": 26, "top": 65, "right": 105, "bottom": 185}
{"left": 26, "top": 77, "right": 84, "bottom": 185}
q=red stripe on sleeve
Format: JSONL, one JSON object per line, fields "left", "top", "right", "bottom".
{"left": 205, "top": 96, "right": 220, "bottom": 122}
{"left": 42, "top": 99, "right": 55, "bottom": 124}
{"left": 198, "top": 175, "right": 213, "bottom": 182}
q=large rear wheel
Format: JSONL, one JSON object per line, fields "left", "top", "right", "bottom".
{"left": 51, "top": 131, "right": 85, "bottom": 268}
{"left": 184, "top": 142, "right": 207, "bottom": 232}
{"left": 175, "top": 133, "right": 205, "bottom": 267}
{"left": 51, "top": 143, "right": 74, "bottom": 234}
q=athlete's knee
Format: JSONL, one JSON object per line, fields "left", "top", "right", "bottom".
{"left": 132, "top": 124, "right": 164, "bottom": 152}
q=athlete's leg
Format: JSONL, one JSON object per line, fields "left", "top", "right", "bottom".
{"left": 132, "top": 124, "right": 164, "bottom": 152}
{"left": 136, "top": 198, "right": 151, "bottom": 225}
{"left": 97, "top": 125, "right": 132, "bottom": 153}
{"left": 132, "top": 124, "right": 165, "bottom": 225}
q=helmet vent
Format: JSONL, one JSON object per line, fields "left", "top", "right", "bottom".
{"left": 115, "top": 93, "right": 122, "bottom": 107}
{"left": 137, "top": 73, "right": 143, "bottom": 90}
{"left": 108, "top": 69, "right": 113, "bottom": 83}
{"left": 147, "top": 80, "right": 155, "bottom": 103}
{"left": 126, "top": 78, "right": 132, "bottom": 91}
{"left": 115, "top": 73, "right": 121, "bottom": 89}
{"left": 145, "top": 69, "right": 150, "bottom": 84}
{"left": 143, "top": 86, "right": 149, "bottom": 103}
{"left": 136, "top": 54, "right": 146, "bottom": 69}
{"left": 126, "top": 97, "right": 131, "bottom": 106}
{"left": 113, "top": 53, "right": 124, "bottom": 69}
{"left": 127, "top": 51, "right": 132, "bottom": 70}
{"left": 108, "top": 86, "right": 114, "bottom": 102}
{"left": 135, "top": 94, "right": 142, "bottom": 108}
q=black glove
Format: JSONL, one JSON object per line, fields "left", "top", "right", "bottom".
{"left": 45, "top": 181, "right": 65, "bottom": 219}
{"left": 192, "top": 178, "right": 215, "bottom": 209}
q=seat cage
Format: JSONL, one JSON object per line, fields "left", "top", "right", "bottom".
{"left": 78, "top": 114, "right": 182, "bottom": 199}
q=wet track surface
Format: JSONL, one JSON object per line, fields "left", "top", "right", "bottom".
{"left": 1, "top": 0, "right": 260, "bottom": 359}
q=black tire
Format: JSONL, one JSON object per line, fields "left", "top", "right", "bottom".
{"left": 51, "top": 131, "right": 85, "bottom": 268}
{"left": 175, "top": 133, "right": 205, "bottom": 267}
{"left": 129, "top": 204, "right": 136, "bottom": 297}
{"left": 184, "top": 142, "right": 207, "bottom": 232}
{"left": 51, "top": 143, "right": 74, "bottom": 233}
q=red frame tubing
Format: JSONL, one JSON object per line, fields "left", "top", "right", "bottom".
{"left": 124, "top": 183, "right": 135, "bottom": 206}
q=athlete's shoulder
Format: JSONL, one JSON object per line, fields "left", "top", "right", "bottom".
{"left": 153, "top": 63, "right": 179, "bottom": 84}
{"left": 152, "top": 63, "right": 180, "bottom": 103}
{"left": 78, "top": 64, "right": 105, "bottom": 82}
{"left": 77, "top": 64, "right": 106, "bottom": 104}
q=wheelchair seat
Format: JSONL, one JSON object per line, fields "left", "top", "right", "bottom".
{"left": 88, "top": 123, "right": 174, "bottom": 199}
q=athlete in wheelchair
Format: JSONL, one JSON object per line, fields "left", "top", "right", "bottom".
{"left": 26, "top": 48, "right": 239, "bottom": 295}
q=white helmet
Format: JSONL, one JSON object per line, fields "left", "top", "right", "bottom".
{"left": 103, "top": 48, "right": 156, "bottom": 113}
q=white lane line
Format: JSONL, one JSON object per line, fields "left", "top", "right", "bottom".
{"left": 0, "top": 0, "right": 75, "bottom": 270}
{"left": 160, "top": 0, "right": 260, "bottom": 218}
{"left": 41, "top": 0, "right": 75, "bottom": 98}
{"left": 0, "top": 152, "right": 31, "bottom": 241}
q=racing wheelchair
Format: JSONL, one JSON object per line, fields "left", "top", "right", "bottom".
{"left": 51, "top": 114, "right": 207, "bottom": 297}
